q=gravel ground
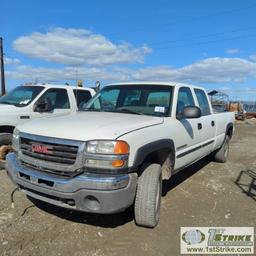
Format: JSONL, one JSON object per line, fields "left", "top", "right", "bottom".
{"left": 0, "top": 120, "right": 255, "bottom": 256}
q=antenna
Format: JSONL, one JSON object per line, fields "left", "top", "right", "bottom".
{"left": 75, "top": 65, "right": 78, "bottom": 85}
{"left": 0, "top": 37, "right": 6, "bottom": 95}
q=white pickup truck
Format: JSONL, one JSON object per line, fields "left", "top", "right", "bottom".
{"left": 6, "top": 82, "right": 235, "bottom": 228}
{"left": 0, "top": 83, "right": 95, "bottom": 150}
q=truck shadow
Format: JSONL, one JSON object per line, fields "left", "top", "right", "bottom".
{"left": 162, "top": 155, "right": 212, "bottom": 196}
{"left": 234, "top": 169, "right": 256, "bottom": 201}
{"left": 28, "top": 155, "right": 212, "bottom": 228}
{"left": 28, "top": 196, "right": 135, "bottom": 228}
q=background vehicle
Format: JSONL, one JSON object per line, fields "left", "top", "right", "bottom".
{"left": 0, "top": 83, "right": 95, "bottom": 164}
{"left": 6, "top": 82, "right": 235, "bottom": 228}
{"left": 227, "top": 102, "right": 246, "bottom": 121}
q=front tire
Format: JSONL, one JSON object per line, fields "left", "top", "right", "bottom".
{"left": 214, "top": 135, "right": 230, "bottom": 163}
{"left": 0, "top": 133, "right": 13, "bottom": 169}
{"left": 134, "top": 164, "right": 162, "bottom": 228}
{"left": 0, "top": 133, "right": 12, "bottom": 146}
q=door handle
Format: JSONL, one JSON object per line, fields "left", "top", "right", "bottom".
{"left": 211, "top": 121, "right": 215, "bottom": 127}
{"left": 198, "top": 123, "right": 202, "bottom": 130}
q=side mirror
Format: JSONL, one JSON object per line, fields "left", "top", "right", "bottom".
{"left": 34, "top": 98, "right": 54, "bottom": 113}
{"left": 178, "top": 106, "right": 201, "bottom": 119}
{"left": 95, "top": 81, "right": 101, "bottom": 91}
{"left": 91, "top": 81, "right": 101, "bottom": 92}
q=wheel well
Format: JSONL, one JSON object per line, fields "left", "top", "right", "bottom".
{"left": 133, "top": 139, "right": 175, "bottom": 179}
{"left": 143, "top": 148, "right": 171, "bottom": 166}
{"left": 139, "top": 148, "right": 175, "bottom": 180}
{"left": 226, "top": 125, "right": 233, "bottom": 138}
{"left": 0, "top": 126, "right": 15, "bottom": 134}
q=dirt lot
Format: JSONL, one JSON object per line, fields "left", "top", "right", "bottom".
{"left": 0, "top": 121, "right": 255, "bottom": 256}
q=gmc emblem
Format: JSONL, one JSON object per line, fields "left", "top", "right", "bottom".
{"left": 31, "top": 144, "right": 51, "bottom": 154}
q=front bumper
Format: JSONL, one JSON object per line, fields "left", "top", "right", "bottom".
{"left": 6, "top": 153, "right": 137, "bottom": 214}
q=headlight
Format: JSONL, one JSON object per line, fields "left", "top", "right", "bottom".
{"left": 85, "top": 140, "right": 129, "bottom": 170}
{"left": 86, "top": 140, "right": 129, "bottom": 155}
{"left": 12, "top": 128, "right": 20, "bottom": 152}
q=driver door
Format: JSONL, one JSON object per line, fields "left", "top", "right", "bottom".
{"left": 32, "top": 88, "right": 71, "bottom": 119}
{"left": 173, "top": 87, "right": 204, "bottom": 170}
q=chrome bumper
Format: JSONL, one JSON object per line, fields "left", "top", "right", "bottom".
{"left": 6, "top": 153, "right": 137, "bottom": 213}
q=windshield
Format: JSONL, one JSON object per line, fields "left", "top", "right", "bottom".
{"left": 80, "top": 85, "right": 173, "bottom": 117}
{"left": 0, "top": 86, "right": 45, "bottom": 107}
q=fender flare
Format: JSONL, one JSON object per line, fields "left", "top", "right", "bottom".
{"left": 133, "top": 139, "right": 175, "bottom": 169}
{"left": 225, "top": 122, "right": 234, "bottom": 138}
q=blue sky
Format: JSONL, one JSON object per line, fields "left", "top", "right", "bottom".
{"left": 1, "top": 0, "right": 256, "bottom": 100}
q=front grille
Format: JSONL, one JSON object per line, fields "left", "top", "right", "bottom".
{"left": 20, "top": 137, "right": 79, "bottom": 165}
{"left": 21, "top": 161, "right": 82, "bottom": 178}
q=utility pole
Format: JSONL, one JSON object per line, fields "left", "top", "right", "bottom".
{"left": 0, "top": 37, "right": 6, "bottom": 95}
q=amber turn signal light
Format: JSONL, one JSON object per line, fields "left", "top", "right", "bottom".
{"left": 114, "top": 141, "right": 129, "bottom": 154}
{"left": 111, "top": 159, "right": 125, "bottom": 167}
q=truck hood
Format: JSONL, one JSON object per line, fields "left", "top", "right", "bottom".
{"left": 18, "top": 112, "right": 163, "bottom": 141}
{"left": 0, "top": 105, "right": 27, "bottom": 123}
{"left": 0, "top": 104, "right": 22, "bottom": 114}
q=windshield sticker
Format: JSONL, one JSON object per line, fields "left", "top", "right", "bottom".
{"left": 19, "top": 99, "right": 30, "bottom": 104}
{"left": 154, "top": 106, "right": 165, "bottom": 113}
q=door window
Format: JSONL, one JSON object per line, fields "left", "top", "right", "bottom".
{"left": 194, "top": 89, "right": 211, "bottom": 116}
{"left": 176, "top": 87, "right": 195, "bottom": 116}
{"left": 37, "top": 88, "right": 70, "bottom": 109}
{"left": 73, "top": 90, "right": 92, "bottom": 108}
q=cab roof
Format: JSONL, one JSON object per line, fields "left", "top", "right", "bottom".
{"left": 23, "top": 83, "right": 95, "bottom": 91}
{"left": 107, "top": 81, "right": 205, "bottom": 90}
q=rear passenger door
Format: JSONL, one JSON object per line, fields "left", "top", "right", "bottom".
{"left": 174, "top": 87, "right": 205, "bottom": 169}
{"left": 194, "top": 88, "right": 216, "bottom": 154}
{"left": 73, "top": 89, "right": 92, "bottom": 109}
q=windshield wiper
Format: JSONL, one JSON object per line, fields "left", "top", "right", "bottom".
{"left": 116, "top": 108, "right": 143, "bottom": 115}
{"left": 81, "top": 107, "right": 143, "bottom": 115}
{"left": 80, "top": 108, "right": 102, "bottom": 112}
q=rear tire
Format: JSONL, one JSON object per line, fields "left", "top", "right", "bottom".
{"left": 214, "top": 135, "right": 230, "bottom": 163}
{"left": 134, "top": 164, "right": 162, "bottom": 228}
